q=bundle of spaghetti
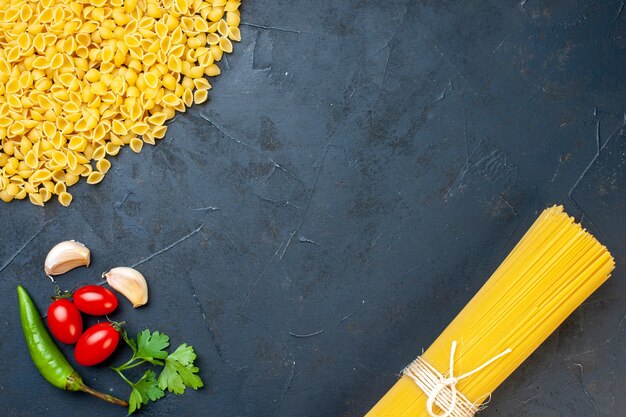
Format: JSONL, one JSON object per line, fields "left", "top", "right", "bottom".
{"left": 367, "top": 205, "right": 614, "bottom": 417}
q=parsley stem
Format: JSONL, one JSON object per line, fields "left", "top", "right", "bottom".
{"left": 119, "top": 355, "right": 139, "bottom": 369}
{"left": 114, "top": 368, "right": 133, "bottom": 387}
{"left": 118, "top": 359, "right": 147, "bottom": 371}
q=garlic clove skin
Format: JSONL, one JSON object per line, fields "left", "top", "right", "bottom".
{"left": 44, "top": 240, "right": 91, "bottom": 275}
{"left": 104, "top": 267, "right": 148, "bottom": 308}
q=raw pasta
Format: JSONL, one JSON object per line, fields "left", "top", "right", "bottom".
{"left": 0, "top": 0, "right": 242, "bottom": 206}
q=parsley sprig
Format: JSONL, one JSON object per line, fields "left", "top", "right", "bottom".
{"left": 111, "top": 329, "right": 204, "bottom": 414}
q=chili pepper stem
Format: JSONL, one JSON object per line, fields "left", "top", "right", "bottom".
{"left": 65, "top": 372, "right": 127, "bottom": 407}
{"left": 78, "top": 383, "right": 128, "bottom": 407}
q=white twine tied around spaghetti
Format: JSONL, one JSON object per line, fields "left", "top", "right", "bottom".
{"left": 403, "top": 341, "right": 512, "bottom": 417}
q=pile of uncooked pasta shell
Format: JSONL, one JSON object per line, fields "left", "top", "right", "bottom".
{"left": 0, "top": 0, "right": 241, "bottom": 206}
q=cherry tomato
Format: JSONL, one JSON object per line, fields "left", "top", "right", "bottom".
{"left": 47, "top": 299, "right": 83, "bottom": 344}
{"left": 74, "top": 322, "right": 120, "bottom": 366}
{"left": 73, "top": 285, "right": 118, "bottom": 316}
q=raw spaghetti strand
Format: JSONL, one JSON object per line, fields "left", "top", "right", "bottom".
{"left": 366, "top": 205, "right": 614, "bottom": 417}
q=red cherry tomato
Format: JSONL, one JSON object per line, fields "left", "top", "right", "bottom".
{"left": 74, "top": 322, "right": 120, "bottom": 366}
{"left": 73, "top": 285, "right": 118, "bottom": 316}
{"left": 47, "top": 299, "right": 83, "bottom": 344}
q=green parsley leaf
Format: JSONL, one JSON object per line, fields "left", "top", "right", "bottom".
{"left": 128, "top": 370, "right": 165, "bottom": 414}
{"left": 158, "top": 343, "right": 204, "bottom": 394}
{"left": 136, "top": 330, "right": 170, "bottom": 365}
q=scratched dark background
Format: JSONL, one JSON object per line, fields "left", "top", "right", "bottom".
{"left": 1, "top": 0, "right": 625, "bottom": 416}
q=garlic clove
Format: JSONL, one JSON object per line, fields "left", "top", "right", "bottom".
{"left": 44, "top": 240, "right": 91, "bottom": 275}
{"left": 104, "top": 267, "right": 148, "bottom": 308}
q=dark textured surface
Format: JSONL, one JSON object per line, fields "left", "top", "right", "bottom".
{"left": 1, "top": 1, "right": 625, "bottom": 416}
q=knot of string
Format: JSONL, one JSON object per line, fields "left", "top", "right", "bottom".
{"left": 403, "top": 341, "right": 512, "bottom": 417}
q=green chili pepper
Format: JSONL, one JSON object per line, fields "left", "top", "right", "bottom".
{"left": 17, "top": 285, "right": 128, "bottom": 407}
